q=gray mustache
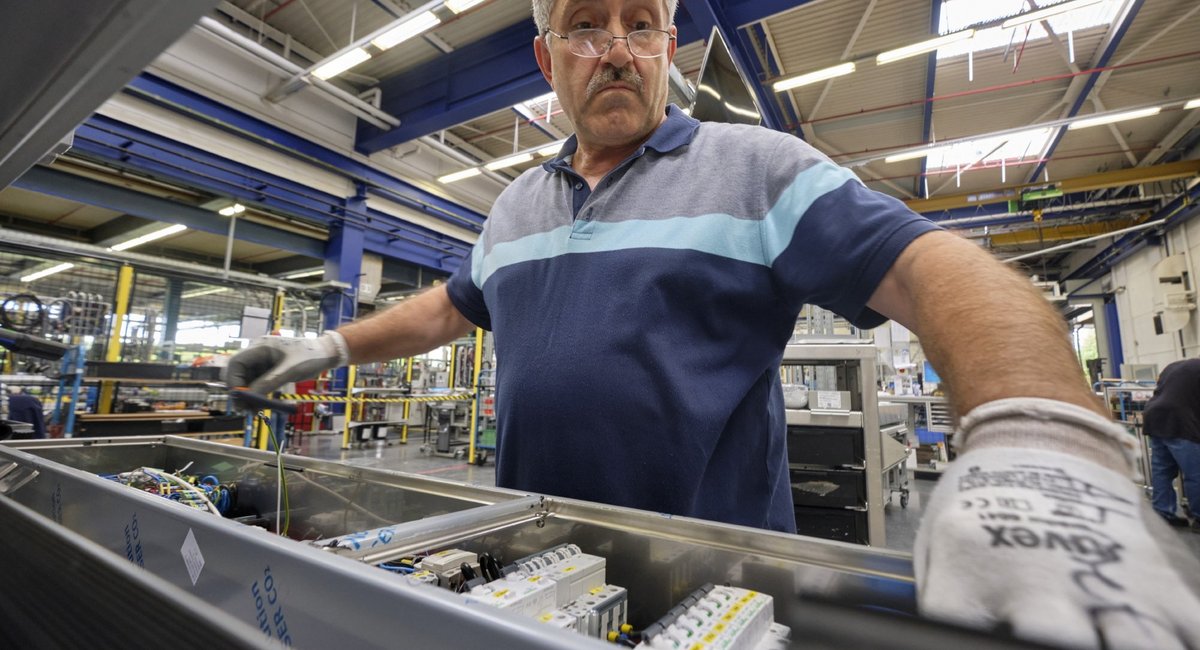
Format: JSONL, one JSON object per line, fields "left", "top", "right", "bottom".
{"left": 586, "top": 66, "right": 645, "bottom": 100}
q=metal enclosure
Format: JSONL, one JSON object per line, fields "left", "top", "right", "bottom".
{"left": 0, "top": 436, "right": 1039, "bottom": 648}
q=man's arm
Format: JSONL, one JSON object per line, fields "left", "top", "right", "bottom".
{"left": 337, "top": 284, "right": 475, "bottom": 364}
{"left": 226, "top": 284, "right": 474, "bottom": 395}
{"left": 868, "top": 229, "right": 1111, "bottom": 411}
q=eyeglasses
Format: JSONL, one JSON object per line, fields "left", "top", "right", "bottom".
{"left": 544, "top": 28, "right": 675, "bottom": 58}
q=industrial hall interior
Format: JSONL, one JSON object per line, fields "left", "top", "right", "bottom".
{"left": 2, "top": 0, "right": 1200, "bottom": 648}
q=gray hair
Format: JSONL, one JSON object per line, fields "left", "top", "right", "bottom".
{"left": 531, "top": 0, "right": 678, "bottom": 35}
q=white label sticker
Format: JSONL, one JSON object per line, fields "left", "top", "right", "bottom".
{"left": 181, "top": 528, "right": 205, "bottom": 586}
{"left": 816, "top": 391, "right": 843, "bottom": 410}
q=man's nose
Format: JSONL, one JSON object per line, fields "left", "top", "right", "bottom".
{"left": 601, "top": 35, "right": 634, "bottom": 67}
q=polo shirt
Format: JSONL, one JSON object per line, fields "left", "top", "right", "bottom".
{"left": 447, "top": 104, "right": 939, "bottom": 532}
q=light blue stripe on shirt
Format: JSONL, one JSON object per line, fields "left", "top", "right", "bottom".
{"left": 761, "top": 162, "right": 861, "bottom": 265}
{"left": 476, "top": 162, "right": 861, "bottom": 287}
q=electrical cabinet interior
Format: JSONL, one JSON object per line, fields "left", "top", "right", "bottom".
{"left": 0, "top": 436, "right": 1039, "bottom": 648}
{"left": 781, "top": 344, "right": 885, "bottom": 546}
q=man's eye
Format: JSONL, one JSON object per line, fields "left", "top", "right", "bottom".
{"left": 633, "top": 21, "right": 652, "bottom": 30}
{"left": 571, "top": 22, "right": 594, "bottom": 30}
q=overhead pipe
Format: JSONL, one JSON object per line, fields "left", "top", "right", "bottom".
{"left": 195, "top": 17, "right": 400, "bottom": 131}
{"left": 0, "top": 227, "right": 311, "bottom": 291}
{"left": 1002, "top": 220, "right": 1163, "bottom": 264}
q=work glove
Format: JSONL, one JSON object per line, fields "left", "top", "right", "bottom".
{"left": 915, "top": 398, "right": 1200, "bottom": 649}
{"left": 224, "top": 332, "right": 350, "bottom": 396}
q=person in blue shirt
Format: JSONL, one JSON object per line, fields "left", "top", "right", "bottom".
{"left": 6, "top": 390, "right": 46, "bottom": 439}
{"left": 228, "top": 1, "right": 1200, "bottom": 646}
{"left": 1144, "top": 357, "right": 1200, "bottom": 527}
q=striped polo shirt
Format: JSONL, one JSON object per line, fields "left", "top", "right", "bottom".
{"left": 447, "top": 104, "right": 939, "bottom": 532}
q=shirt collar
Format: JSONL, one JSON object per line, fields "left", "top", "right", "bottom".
{"left": 542, "top": 103, "right": 699, "bottom": 173}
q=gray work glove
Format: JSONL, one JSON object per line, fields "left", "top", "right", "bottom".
{"left": 915, "top": 398, "right": 1200, "bottom": 649}
{"left": 224, "top": 332, "right": 350, "bottom": 396}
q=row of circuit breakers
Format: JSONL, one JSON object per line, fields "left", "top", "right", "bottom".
{"left": 103, "top": 465, "right": 790, "bottom": 649}
{"left": 362, "top": 543, "right": 790, "bottom": 649}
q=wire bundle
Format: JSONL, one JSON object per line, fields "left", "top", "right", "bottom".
{"left": 101, "top": 467, "right": 235, "bottom": 516}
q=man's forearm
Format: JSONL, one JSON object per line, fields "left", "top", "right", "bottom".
{"left": 871, "top": 231, "right": 1105, "bottom": 418}
{"left": 335, "top": 285, "right": 475, "bottom": 364}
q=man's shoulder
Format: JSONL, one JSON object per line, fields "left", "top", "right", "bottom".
{"left": 692, "top": 121, "right": 814, "bottom": 155}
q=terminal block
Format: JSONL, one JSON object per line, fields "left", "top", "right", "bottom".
{"left": 467, "top": 574, "right": 557, "bottom": 618}
{"left": 560, "top": 584, "right": 628, "bottom": 638}
{"left": 416, "top": 549, "right": 479, "bottom": 589}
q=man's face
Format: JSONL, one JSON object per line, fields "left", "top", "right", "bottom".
{"left": 534, "top": 0, "right": 677, "bottom": 150}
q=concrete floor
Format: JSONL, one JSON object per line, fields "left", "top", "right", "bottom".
{"left": 289, "top": 432, "right": 1200, "bottom": 556}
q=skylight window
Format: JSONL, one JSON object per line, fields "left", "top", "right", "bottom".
{"left": 924, "top": 128, "right": 1054, "bottom": 170}
{"left": 936, "top": 0, "right": 1120, "bottom": 59}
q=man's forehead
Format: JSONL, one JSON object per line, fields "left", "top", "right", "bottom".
{"left": 554, "top": 0, "right": 665, "bottom": 20}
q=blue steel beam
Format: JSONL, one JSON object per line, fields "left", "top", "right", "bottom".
{"left": 679, "top": 0, "right": 781, "bottom": 130}
{"left": 355, "top": 1, "right": 820, "bottom": 152}
{"left": 11, "top": 165, "right": 325, "bottom": 258}
{"left": 738, "top": 23, "right": 797, "bottom": 135}
{"left": 1065, "top": 182, "right": 1200, "bottom": 279}
{"left": 357, "top": 20, "right": 549, "bottom": 155}
{"left": 70, "top": 115, "right": 470, "bottom": 272}
{"left": 917, "top": 0, "right": 941, "bottom": 198}
{"left": 1024, "top": 0, "right": 1145, "bottom": 184}
{"left": 125, "top": 74, "right": 484, "bottom": 231}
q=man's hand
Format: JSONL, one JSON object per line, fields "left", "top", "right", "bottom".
{"left": 225, "top": 332, "right": 349, "bottom": 396}
{"left": 916, "top": 399, "right": 1200, "bottom": 648}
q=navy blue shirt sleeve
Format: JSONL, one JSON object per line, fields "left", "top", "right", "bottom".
{"left": 761, "top": 137, "right": 941, "bottom": 328}
{"left": 446, "top": 239, "right": 492, "bottom": 330}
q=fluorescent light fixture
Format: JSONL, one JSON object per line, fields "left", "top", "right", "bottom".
{"left": 108, "top": 223, "right": 188, "bottom": 252}
{"left": 372, "top": 11, "right": 440, "bottom": 50}
{"left": 444, "top": 0, "right": 485, "bottom": 13}
{"left": 1185, "top": 98, "right": 1200, "bottom": 110}
{"left": 484, "top": 152, "right": 534, "bottom": 171}
{"left": 20, "top": 262, "right": 74, "bottom": 283}
{"left": 884, "top": 146, "right": 945, "bottom": 163}
{"left": 773, "top": 62, "right": 856, "bottom": 92}
{"left": 218, "top": 203, "right": 245, "bottom": 217}
{"left": 312, "top": 47, "right": 371, "bottom": 80}
{"left": 284, "top": 269, "right": 324, "bottom": 279}
{"left": 438, "top": 167, "right": 482, "bottom": 184}
{"left": 1001, "top": 0, "right": 1104, "bottom": 28}
{"left": 1067, "top": 106, "right": 1161, "bottom": 130}
{"left": 877, "top": 30, "right": 975, "bottom": 64}
{"left": 537, "top": 141, "right": 565, "bottom": 157}
{"left": 182, "top": 287, "right": 231, "bottom": 299}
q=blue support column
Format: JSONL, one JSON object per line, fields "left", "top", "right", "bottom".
{"left": 917, "top": 0, "right": 942, "bottom": 198}
{"left": 323, "top": 198, "right": 366, "bottom": 415}
{"left": 1104, "top": 297, "right": 1123, "bottom": 376}
{"left": 160, "top": 278, "right": 183, "bottom": 362}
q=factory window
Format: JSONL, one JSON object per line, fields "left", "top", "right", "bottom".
{"left": 936, "top": 0, "right": 1121, "bottom": 60}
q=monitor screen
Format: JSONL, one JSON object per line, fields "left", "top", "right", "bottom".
{"left": 923, "top": 361, "right": 941, "bottom": 385}
{"left": 689, "top": 27, "right": 762, "bottom": 126}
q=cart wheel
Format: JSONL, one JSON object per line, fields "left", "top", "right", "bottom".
{"left": 454, "top": 448, "right": 465, "bottom": 460}
{"left": 474, "top": 451, "right": 488, "bottom": 466}
{"left": 900, "top": 491, "right": 910, "bottom": 509}
{"left": 419, "top": 445, "right": 429, "bottom": 455}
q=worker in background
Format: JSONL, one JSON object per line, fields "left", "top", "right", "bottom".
{"left": 6, "top": 388, "right": 46, "bottom": 438}
{"left": 228, "top": 0, "right": 1200, "bottom": 646}
{"left": 1144, "top": 356, "right": 1200, "bottom": 528}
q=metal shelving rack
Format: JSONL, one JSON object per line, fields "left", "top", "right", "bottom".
{"left": 782, "top": 343, "right": 888, "bottom": 547}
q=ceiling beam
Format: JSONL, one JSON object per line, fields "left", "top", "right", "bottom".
{"left": 355, "top": 0, "right": 823, "bottom": 152}
{"left": 917, "top": 0, "right": 941, "bottom": 198}
{"left": 1025, "top": 0, "right": 1145, "bottom": 184}
{"left": 12, "top": 166, "right": 326, "bottom": 258}
{"left": 908, "top": 159, "right": 1200, "bottom": 214}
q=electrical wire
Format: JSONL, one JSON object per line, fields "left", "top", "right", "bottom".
{"left": 140, "top": 466, "right": 221, "bottom": 515}
{"left": 260, "top": 412, "right": 291, "bottom": 536}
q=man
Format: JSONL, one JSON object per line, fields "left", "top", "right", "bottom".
{"left": 1144, "top": 357, "right": 1200, "bottom": 526}
{"left": 229, "top": 0, "right": 1200, "bottom": 646}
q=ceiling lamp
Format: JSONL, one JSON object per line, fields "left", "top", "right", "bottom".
{"left": 20, "top": 262, "right": 74, "bottom": 283}
{"left": 484, "top": 152, "right": 534, "bottom": 171}
{"left": 1067, "top": 107, "right": 1160, "bottom": 130}
{"left": 877, "top": 30, "right": 975, "bottom": 64}
{"left": 372, "top": 11, "right": 440, "bottom": 50}
{"left": 444, "top": 0, "right": 485, "bottom": 13}
{"left": 438, "top": 168, "right": 483, "bottom": 184}
{"left": 108, "top": 224, "right": 188, "bottom": 252}
{"left": 312, "top": 48, "right": 371, "bottom": 80}
{"left": 218, "top": 203, "right": 245, "bottom": 217}
{"left": 773, "top": 63, "right": 856, "bottom": 92}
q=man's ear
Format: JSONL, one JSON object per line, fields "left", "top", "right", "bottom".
{"left": 534, "top": 34, "right": 554, "bottom": 86}
{"left": 667, "top": 25, "right": 677, "bottom": 63}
